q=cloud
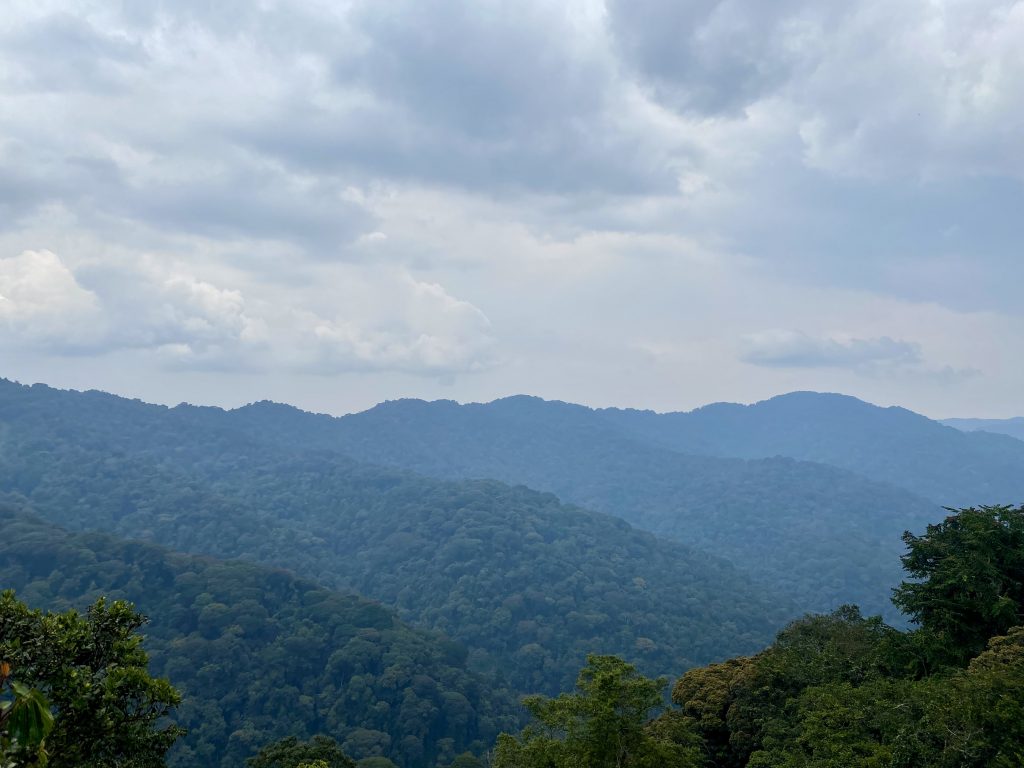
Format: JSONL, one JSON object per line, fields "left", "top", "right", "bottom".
{"left": 606, "top": 0, "right": 829, "bottom": 115}
{"left": 0, "top": 250, "right": 103, "bottom": 350}
{"left": 0, "top": 1, "right": 1022, "bottom": 415}
{"left": 288, "top": 275, "right": 494, "bottom": 375}
{"left": 0, "top": 249, "right": 493, "bottom": 376}
{"left": 233, "top": 0, "right": 682, "bottom": 197}
{"left": 739, "top": 330, "right": 921, "bottom": 369}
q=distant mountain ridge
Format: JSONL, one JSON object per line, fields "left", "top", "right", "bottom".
{"left": 597, "top": 391, "right": 1024, "bottom": 508}
{"left": 7, "top": 377, "right": 1013, "bottom": 641}
{"left": 942, "top": 416, "right": 1024, "bottom": 442}
{"left": 224, "top": 393, "right": 946, "bottom": 621}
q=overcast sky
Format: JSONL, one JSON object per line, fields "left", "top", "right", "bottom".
{"left": 1, "top": 0, "right": 1022, "bottom": 418}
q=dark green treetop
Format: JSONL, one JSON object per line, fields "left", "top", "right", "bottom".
{"left": 893, "top": 504, "right": 1024, "bottom": 663}
{"left": 246, "top": 735, "right": 356, "bottom": 768}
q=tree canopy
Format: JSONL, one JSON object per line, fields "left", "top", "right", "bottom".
{"left": 0, "top": 591, "right": 182, "bottom": 768}
{"left": 493, "top": 655, "right": 700, "bottom": 768}
{"left": 499, "top": 505, "right": 1024, "bottom": 767}
{"left": 893, "top": 504, "right": 1024, "bottom": 663}
{"left": 0, "top": 508, "right": 515, "bottom": 768}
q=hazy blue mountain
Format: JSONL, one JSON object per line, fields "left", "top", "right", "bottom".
{"left": 0, "top": 378, "right": 787, "bottom": 697}
{"left": 0, "top": 505, "right": 518, "bottom": 768}
{"left": 599, "top": 391, "right": 1024, "bottom": 508}
{"left": 226, "top": 396, "right": 943, "bottom": 621}
{"left": 942, "top": 416, "right": 1024, "bottom": 442}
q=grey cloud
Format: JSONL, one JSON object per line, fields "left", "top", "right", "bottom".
{"left": 740, "top": 330, "right": 921, "bottom": 369}
{"left": 344, "top": 1, "right": 604, "bottom": 140}
{"left": 719, "top": 167, "right": 1024, "bottom": 315}
{"left": 1, "top": 11, "right": 146, "bottom": 93}
{"left": 0, "top": 128, "right": 375, "bottom": 255}
{"left": 605, "top": 0, "right": 836, "bottom": 115}
{"left": 120, "top": 164, "right": 375, "bottom": 252}
{"left": 238, "top": 101, "right": 678, "bottom": 197}
{"left": 235, "top": 0, "right": 682, "bottom": 196}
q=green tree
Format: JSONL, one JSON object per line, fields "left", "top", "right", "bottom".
{"left": 1, "top": 661, "right": 54, "bottom": 767}
{"left": 247, "top": 736, "right": 356, "bottom": 768}
{"left": 893, "top": 505, "right": 1024, "bottom": 663}
{"left": 445, "top": 754, "right": 484, "bottom": 768}
{"left": 0, "top": 591, "right": 182, "bottom": 767}
{"left": 493, "top": 654, "right": 699, "bottom": 768}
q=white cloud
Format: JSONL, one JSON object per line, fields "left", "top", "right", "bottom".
{"left": 0, "top": 250, "right": 103, "bottom": 350}
{"left": 0, "top": 249, "right": 494, "bottom": 376}
{"left": 282, "top": 271, "right": 495, "bottom": 375}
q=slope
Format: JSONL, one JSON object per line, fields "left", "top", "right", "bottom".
{"left": 0, "top": 378, "right": 787, "bottom": 697}
{"left": 601, "top": 391, "right": 1024, "bottom": 507}
{"left": 227, "top": 395, "right": 940, "bottom": 620}
{"left": 0, "top": 505, "right": 517, "bottom": 768}
{"left": 943, "top": 416, "right": 1024, "bottom": 442}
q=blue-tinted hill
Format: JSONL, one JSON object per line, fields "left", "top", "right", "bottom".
{"left": 227, "top": 393, "right": 945, "bottom": 621}
{"left": 943, "top": 416, "right": 1024, "bottom": 442}
{"left": 0, "top": 377, "right": 785, "bottom": 700}
{"left": 600, "top": 391, "right": 1024, "bottom": 507}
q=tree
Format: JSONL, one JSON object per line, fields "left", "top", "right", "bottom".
{"left": 1, "top": 661, "right": 54, "bottom": 767}
{"left": 445, "top": 754, "right": 484, "bottom": 768}
{"left": 0, "top": 591, "right": 182, "bottom": 767}
{"left": 247, "top": 736, "right": 356, "bottom": 768}
{"left": 892, "top": 505, "right": 1024, "bottom": 664}
{"left": 492, "top": 654, "right": 700, "bottom": 768}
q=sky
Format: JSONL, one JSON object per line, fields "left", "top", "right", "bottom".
{"left": 1, "top": 0, "right": 1022, "bottom": 418}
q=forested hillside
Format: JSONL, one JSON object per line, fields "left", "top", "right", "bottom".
{"left": 0, "top": 506, "right": 516, "bottom": 768}
{"left": 943, "top": 415, "right": 1024, "bottom": 442}
{"left": 227, "top": 395, "right": 941, "bottom": 619}
{"left": 0, "top": 379, "right": 787, "bottom": 697}
{"left": 494, "top": 505, "right": 1024, "bottom": 767}
{"left": 600, "top": 391, "right": 1024, "bottom": 507}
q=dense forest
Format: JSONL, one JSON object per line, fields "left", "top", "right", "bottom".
{"left": 5, "top": 504, "right": 1022, "bottom": 767}
{"left": 3, "top": 379, "right": 1023, "bottom": 766}
{"left": 0, "top": 505, "right": 517, "bottom": 767}
{"left": 227, "top": 395, "right": 943, "bottom": 619}
{"left": 0, "top": 380, "right": 787, "bottom": 697}
{"left": 494, "top": 504, "right": 1024, "bottom": 767}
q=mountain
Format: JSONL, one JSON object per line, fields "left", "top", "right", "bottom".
{"left": 0, "top": 505, "right": 517, "bottom": 768}
{"left": 226, "top": 395, "right": 942, "bottom": 621}
{"left": 0, "top": 378, "right": 786, "bottom": 697}
{"left": 943, "top": 416, "right": 1024, "bottom": 442}
{"left": 599, "top": 391, "right": 1024, "bottom": 508}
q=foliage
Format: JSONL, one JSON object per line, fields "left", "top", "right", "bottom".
{"left": 443, "top": 754, "right": 484, "bottom": 768}
{"left": 493, "top": 655, "right": 700, "bottom": 768}
{"left": 0, "top": 509, "right": 515, "bottom": 768}
{"left": 246, "top": 735, "right": 355, "bottom": 768}
{"left": 667, "top": 506, "right": 1024, "bottom": 766}
{"left": 1, "top": 662, "right": 54, "bottom": 767}
{"left": 0, "top": 590, "right": 182, "bottom": 768}
{"left": 893, "top": 504, "right": 1024, "bottom": 664}
{"left": 235, "top": 393, "right": 944, "bottom": 620}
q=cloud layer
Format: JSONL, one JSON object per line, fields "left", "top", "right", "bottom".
{"left": 0, "top": 1, "right": 1021, "bottom": 415}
